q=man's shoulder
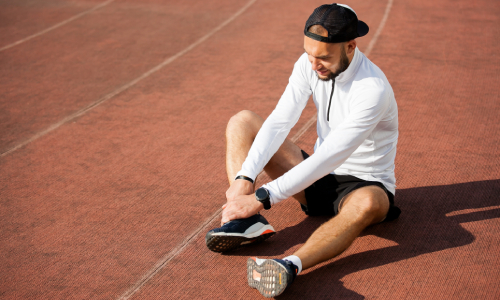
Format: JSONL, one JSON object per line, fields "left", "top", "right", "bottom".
{"left": 296, "top": 51, "right": 310, "bottom": 65}
{"left": 348, "top": 56, "right": 396, "bottom": 107}
{"left": 294, "top": 52, "right": 314, "bottom": 76}
{"left": 353, "top": 55, "right": 392, "bottom": 94}
{"left": 289, "top": 52, "right": 316, "bottom": 91}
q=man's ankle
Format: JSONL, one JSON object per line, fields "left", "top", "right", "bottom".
{"left": 283, "top": 255, "right": 302, "bottom": 275}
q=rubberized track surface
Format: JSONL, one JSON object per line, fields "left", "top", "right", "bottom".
{"left": 1, "top": 0, "right": 499, "bottom": 299}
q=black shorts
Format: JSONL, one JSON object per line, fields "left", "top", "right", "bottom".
{"left": 300, "top": 150, "right": 400, "bottom": 222}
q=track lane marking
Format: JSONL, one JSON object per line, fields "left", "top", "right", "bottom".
{"left": 117, "top": 1, "right": 395, "bottom": 298}
{"left": 1, "top": 0, "right": 257, "bottom": 158}
{"left": 0, "top": 0, "right": 115, "bottom": 52}
{"left": 113, "top": 0, "right": 257, "bottom": 296}
{"left": 116, "top": 209, "right": 222, "bottom": 300}
{"left": 364, "top": 0, "right": 394, "bottom": 57}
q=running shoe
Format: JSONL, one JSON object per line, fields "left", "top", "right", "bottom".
{"left": 247, "top": 257, "right": 298, "bottom": 298}
{"left": 205, "top": 214, "right": 275, "bottom": 253}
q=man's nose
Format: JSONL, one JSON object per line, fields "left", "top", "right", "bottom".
{"left": 310, "top": 58, "right": 320, "bottom": 70}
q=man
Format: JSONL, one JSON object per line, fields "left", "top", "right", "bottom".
{"left": 205, "top": 3, "right": 400, "bottom": 297}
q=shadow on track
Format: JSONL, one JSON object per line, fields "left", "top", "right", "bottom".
{"left": 227, "top": 179, "right": 500, "bottom": 299}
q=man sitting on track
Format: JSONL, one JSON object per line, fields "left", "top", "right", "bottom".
{"left": 205, "top": 3, "right": 401, "bottom": 298}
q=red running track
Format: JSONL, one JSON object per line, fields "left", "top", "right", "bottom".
{"left": 0, "top": 0, "right": 499, "bottom": 299}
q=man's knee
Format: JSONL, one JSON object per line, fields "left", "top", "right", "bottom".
{"left": 340, "top": 186, "right": 390, "bottom": 224}
{"left": 227, "top": 110, "right": 263, "bottom": 137}
{"left": 228, "top": 110, "right": 262, "bottom": 126}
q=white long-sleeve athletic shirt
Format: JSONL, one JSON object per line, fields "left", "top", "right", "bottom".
{"left": 236, "top": 47, "right": 398, "bottom": 205}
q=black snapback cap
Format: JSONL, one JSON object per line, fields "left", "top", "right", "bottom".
{"left": 304, "top": 3, "right": 369, "bottom": 43}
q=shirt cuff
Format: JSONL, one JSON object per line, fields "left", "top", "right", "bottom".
{"left": 261, "top": 182, "right": 282, "bottom": 206}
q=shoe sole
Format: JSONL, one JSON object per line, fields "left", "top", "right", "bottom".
{"left": 247, "top": 258, "right": 291, "bottom": 298}
{"left": 205, "top": 230, "right": 275, "bottom": 253}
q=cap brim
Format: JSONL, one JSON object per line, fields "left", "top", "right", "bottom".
{"left": 357, "top": 20, "right": 369, "bottom": 37}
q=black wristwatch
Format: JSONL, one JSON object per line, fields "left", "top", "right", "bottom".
{"left": 255, "top": 187, "right": 271, "bottom": 210}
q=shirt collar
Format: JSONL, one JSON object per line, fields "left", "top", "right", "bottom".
{"left": 335, "top": 47, "right": 361, "bottom": 83}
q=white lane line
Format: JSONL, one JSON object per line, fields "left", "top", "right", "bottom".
{"left": 116, "top": 208, "right": 223, "bottom": 300}
{"left": 0, "top": 0, "right": 258, "bottom": 158}
{"left": 116, "top": 1, "right": 396, "bottom": 297}
{"left": 0, "top": 0, "right": 115, "bottom": 52}
{"left": 363, "top": 0, "right": 394, "bottom": 58}
{"left": 114, "top": 1, "right": 258, "bottom": 299}
{"left": 293, "top": 0, "right": 395, "bottom": 140}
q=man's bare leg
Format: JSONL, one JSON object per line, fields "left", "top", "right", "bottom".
{"left": 225, "top": 110, "right": 307, "bottom": 205}
{"left": 225, "top": 110, "right": 390, "bottom": 266}
{"left": 293, "top": 185, "right": 390, "bottom": 270}
{"left": 210, "top": 110, "right": 305, "bottom": 250}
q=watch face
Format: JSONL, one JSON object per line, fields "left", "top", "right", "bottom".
{"left": 256, "top": 188, "right": 269, "bottom": 200}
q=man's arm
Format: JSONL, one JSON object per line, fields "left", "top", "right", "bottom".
{"left": 221, "top": 54, "right": 313, "bottom": 224}
{"left": 234, "top": 53, "right": 313, "bottom": 182}
{"left": 263, "top": 83, "right": 393, "bottom": 205}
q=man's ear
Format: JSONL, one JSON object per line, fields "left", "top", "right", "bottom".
{"left": 346, "top": 39, "right": 357, "bottom": 55}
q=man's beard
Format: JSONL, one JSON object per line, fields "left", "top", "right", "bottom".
{"left": 318, "top": 47, "right": 350, "bottom": 82}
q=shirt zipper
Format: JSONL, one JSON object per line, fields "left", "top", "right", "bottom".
{"left": 327, "top": 79, "right": 335, "bottom": 122}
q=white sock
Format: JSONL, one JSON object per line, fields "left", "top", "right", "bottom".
{"left": 283, "top": 255, "right": 302, "bottom": 275}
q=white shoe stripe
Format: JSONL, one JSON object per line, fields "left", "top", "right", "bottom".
{"left": 211, "top": 224, "right": 275, "bottom": 238}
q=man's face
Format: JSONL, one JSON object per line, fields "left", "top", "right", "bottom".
{"left": 304, "top": 36, "right": 350, "bottom": 81}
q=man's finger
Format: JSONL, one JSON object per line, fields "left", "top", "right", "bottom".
{"left": 221, "top": 210, "right": 238, "bottom": 225}
{"left": 221, "top": 209, "right": 233, "bottom": 225}
{"left": 220, "top": 214, "right": 228, "bottom": 225}
{"left": 221, "top": 216, "right": 231, "bottom": 225}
